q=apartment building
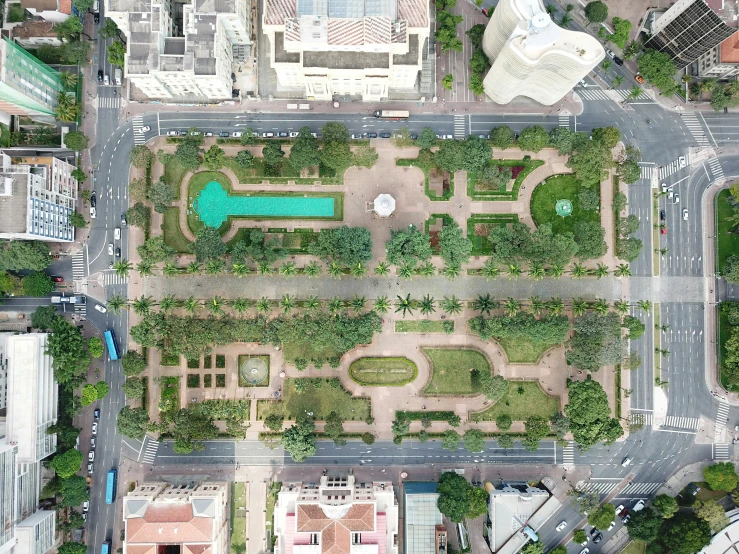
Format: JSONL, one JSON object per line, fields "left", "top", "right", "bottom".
{"left": 696, "top": 31, "right": 739, "bottom": 78}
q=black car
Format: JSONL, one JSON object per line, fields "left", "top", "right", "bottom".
{"left": 590, "top": 528, "right": 599, "bottom": 537}
{"left": 278, "top": 132, "right": 288, "bottom": 137}
{"left": 121, "top": 213, "right": 127, "bottom": 226}
{"left": 97, "top": 70, "right": 103, "bottom": 82}
{"left": 593, "top": 534, "right": 603, "bottom": 545}
{"left": 94, "top": 409, "right": 100, "bottom": 420}
{"left": 379, "top": 133, "right": 391, "bottom": 138}
{"left": 613, "top": 56, "right": 623, "bottom": 66}
{"left": 115, "top": 247, "right": 121, "bottom": 258}
{"left": 367, "top": 132, "right": 378, "bottom": 138}
{"left": 94, "top": 12, "right": 100, "bottom": 22}
{"left": 410, "top": 134, "right": 418, "bottom": 140}
{"left": 90, "top": 192, "right": 96, "bottom": 207}
{"left": 219, "top": 131, "right": 230, "bottom": 137}
{"left": 660, "top": 210, "right": 666, "bottom": 221}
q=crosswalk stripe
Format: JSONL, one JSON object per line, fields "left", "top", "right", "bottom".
{"left": 561, "top": 441, "right": 574, "bottom": 466}
{"left": 662, "top": 416, "right": 699, "bottom": 430}
{"left": 453, "top": 115, "right": 466, "bottom": 139}
{"left": 621, "top": 482, "right": 662, "bottom": 495}
{"left": 714, "top": 444, "right": 730, "bottom": 460}
{"left": 708, "top": 157, "right": 724, "bottom": 179}
{"left": 657, "top": 158, "right": 687, "bottom": 180}
{"left": 630, "top": 412, "right": 653, "bottom": 426}
{"left": 72, "top": 252, "right": 85, "bottom": 280}
{"left": 141, "top": 441, "right": 158, "bottom": 464}
{"left": 639, "top": 166, "right": 653, "bottom": 180}
{"left": 132, "top": 115, "right": 146, "bottom": 145}
{"left": 559, "top": 114, "right": 570, "bottom": 128}
{"left": 103, "top": 271, "right": 129, "bottom": 286}
{"left": 577, "top": 481, "right": 619, "bottom": 494}
{"left": 680, "top": 114, "right": 710, "bottom": 146}
{"left": 715, "top": 400, "right": 730, "bottom": 441}
{"left": 96, "top": 96, "right": 121, "bottom": 109}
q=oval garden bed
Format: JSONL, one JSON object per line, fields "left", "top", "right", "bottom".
{"left": 349, "top": 357, "right": 418, "bottom": 386}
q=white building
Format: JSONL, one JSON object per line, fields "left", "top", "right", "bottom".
{"left": 0, "top": 151, "right": 78, "bottom": 242}
{"left": 262, "top": 0, "right": 429, "bottom": 101}
{"left": 481, "top": 0, "right": 603, "bottom": 105}
{"left": 105, "top": 0, "right": 252, "bottom": 101}
{"left": 0, "top": 333, "right": 58, "bottom": 554}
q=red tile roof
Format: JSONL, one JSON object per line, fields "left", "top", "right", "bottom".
{"left": 720, "top": 31, "right": 739, "bottom": 63}
{"left": 126, "top": 503, "right": 214, "bottom": 544}
{"left": 294, "top": 504, "right": 376, "bottom": 554}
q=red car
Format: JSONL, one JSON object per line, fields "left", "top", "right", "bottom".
{"left": 661, "top": 228, "right": 667, "bottom": 235}
{"left": 50, "top": 276, "right": 63, "bottom": 282}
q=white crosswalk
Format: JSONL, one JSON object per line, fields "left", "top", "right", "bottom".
{"left": 453, "top": 115, "right": 466, "bottom": 139}
{"left": 714, "top": 443, "right": 730, "bottom": 461}
{"left": 639, "top": 165, "right": 654, "bottom": 180}
{"left": 577, "top": 481, "right": 619, "bottom": 494}
{"left": 140, "top": 437, "right": 159, "bottom": 464}
{"left": 75, "top": 302, "right": 86, "bottom": 319}
{"left": 715, "top": 399, "right": 730, "bottom": 440}
{"left": 103, "top": 271, "right": 128, "bottom": 286}
{"left": 620, "top": 482, "right": 663, "bottom": 496}
{"left": 630, "top": 412, "right": 652, "bottom": 426}
{"left": 132, "top": 115, "right": 146, "bottom": 145}
{"left": 577, "top": 88, "right": 648, "bottom": 102}
{"left": 96, "top": 96, "right": 121, "bottom": 109}
{"left": 658, "top": 159, "right": 686, "bottom": 180}
{"left": 662, "top": 415, "right": 699, "bottom": 430}
{"left": 559, "top": 114, "right": 570, "bottom": 128}
{"left": 561, "top": 441, "right": 574, "bottom": 466}
{"left": 680, "top": 113, "right": 710, "bottom": 147}
{"left": 72, "top": 252, "right": 85, "bottom": 280}
{"left": 708, "top": 157, "right": 724, "bottom": 180}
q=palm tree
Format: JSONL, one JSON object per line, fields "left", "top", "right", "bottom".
{"left": 55, "top": 96, "right": 78, "bottom": 122}
{"left": 304, "top": 296, "right": 321, "bottom": 313}
{"left": 637, "top": 300, "right": 652, "bottom": 312}
{"left": 328, "top": 262, "right": 343, "bottom": 279}
{"left": 506, "top": 263, "right": 522, "bottom": 280}
{"left": 602, "top": 59, "right": 612, "bottom": 72}
{"left": 232, "top": 297, "right": 250, "bottom": 316}
{"left": 613, "top": 300, "right": 630, "bottom": 314}
{"left": 113, "top": 259, "right": 133, "bottom": 277}
{"left": 419, "top": 294, "right": 436, "bottom": 315}
{"left": 594, "top": 263, "right": 609, "bottom": 279}
{"left": 373, "top": 296, "right": 391, "bottom": 314}
{"left": 187, "top": 261, "right": 201, "bottom": 274}
{"left": 163, "top": 262, "right": 180, "bottom": 276}
{"left": 503, "top": 297, "right": 521, "bottom": 317}
{"left": 398, "top": 263, "right": 415, "bottom": 280}
{"left": 59, "top": 71, "right": 78, "bottom": 89}
{"left": 528, "top": 263, "right": 545, "bottom": 281}
{"left": 183, "top": 296, "right": 199, "bottom": 315}
{"left": 256, "top": 297, "right": 272, "bottom": 314}
{"left": 441, "top": 295, "right": 463, "bottom": 316}
{"left": 328, "top": 297, "right": 344, "bottom": 316}
{"left": 473, "top": 293, "right": 496, "bottom": 315}
{"left": 207, "top": 296, "right": 226, "bottom": 317}
{"left": 614, "top": 264, "right": 631, "bottom": 278}
{"left": 441, "top": 262, "right": 461, "bottom": 280}
{"left": 136, "top": 260, "right": 154, "bottom": 276}
{"left": 374, "top": 261, "right": 391, "bottom": 277}
{"left": 529, "top": 296, "right": 546, "bottom": 316}
{"left": 419, "top": 261, "right": 436, "bottom": 277}
{"left": 256, "top": 262, "right": 272, "bottom": 275}
{"left": 545, "top": 3, "right": 556, "bottom": 15}
{"left": 280, "top": 261, "right": 297, "bottom": 278}
{"left": 304, "top": 260, "right": 322, "bottom": 278}
{"left": 350, "top": 295, "right": 367, "bottom": 313}
{"left": 548, "top": 264, "right": 565, "bottom": 278}
{"left": 613, "top": 75, "right": 624, "bottom": 88}
{"left": 570, "top": 263, "right": 587, "bottom": 279}
{"left": 206, "top": 259, "right": 225, "bottom": 276}
{"left": 656, "top": 247, "right": 669, "bottom": 257}
{"left": 559, "top": 11, "right": 573, "bottom": 27}
{"left": 350, "top": 263, "right": 367, "bottom": 278}
{"left": 280, "top": 294, "right": 296, "bottom": 315}
{"left": 481, "top": 259, "right": 500, "bottom": 281}
{"left": 132, "top": 295, "right": 153, "bottom": 316}
{"left": 593, "top": 298, "right": 610, "bottom": 315}
{"left": 159, "top": 294, "right": 177, "bottom": 313}
{"left": 572, "top": 297, "right": 588, "bottom": 317}
{"left": 624, "top": 85, "right": 642, "bottom": 104}
{"left": 547, "top": 297, "right": 565, "bottom": 316}
{"left": 107, "top": 294, "right": 127, "bottom": 315}
{"left": 395, "top": 294, "right": 415, "bottom": 317}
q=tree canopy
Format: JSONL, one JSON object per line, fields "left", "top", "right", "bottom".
{"left": 117, "top": 406, "right": 150, "bottom": 439}
{"left": 626, "top": 507, "right": 662, "bottom": 542}
{"left": 190, "top": 227, "right": 227, "bottom": 262}
{"left": 703, "top": 462, "right": 738, "bottom": 491}
{"left": 517, "top": 125, "right": 549, "bottom": 152}
{"left": 50, "top": 449, "right": 83, "bottom": 479}
{"left": 436, "top": 472, "right": 485, "bottom": 522}
{"left": 437, "top": 220, "right": 473, "bottom": 267}
{"left": 566, "top": 312, "right": 624, "bottom": 371}
{"left": 22, "top": 271, "right": 53, "bottom": 296}
{"left": 652, "top": 494, "right": 679, "bottom": 519}
{"left": 307, "top": 226, "right": 372, "bottom": 267}
{"left": 584, "top": 0, "right": 608, "bottom": 22}
{"left": 122, "top": 350, "right": 147, "bottom": 376}
{"left": 0, "top": 240, "right": 52, "bottom": 271}
{"left": 59, "top": 475, "right": 89, "bottom": 506}
{"left": 660, "top": 513, "right": 712, "bottom": 554}
{"left": 289, "top": 127, "right": 321, "bottom": 170}
{"left": 490, "top": 126, "right": 515, "bottom": 149}
{"left": 638, "top": 49, "right": 678, "bottom": 96}
{"left": 588, "top": 503, "right": 616, "bottom": 530}
{"left": 564, "top": 377, "right": 623, "bottom": 449}
{"left": 64, "top": 131, "right": 89, "bottom": 151}
{"left": 386, "top": 226, "right": 432, "bottom": 267}
{"left": 282, "top": 417, "right": 316, "bottom": 462}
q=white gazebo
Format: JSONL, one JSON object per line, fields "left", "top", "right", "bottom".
{"left": 370, "top": 193, "right": 396, "bottom": 217}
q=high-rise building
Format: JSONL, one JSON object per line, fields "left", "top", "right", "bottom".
{"left": 481, "top": 0, "right": 603, "bottom": 105}
{"left": 645, "top": 0, "right": 735, "bottom": 69}
{"left": 261, "top": 0, "right": 430, "bottom": 101}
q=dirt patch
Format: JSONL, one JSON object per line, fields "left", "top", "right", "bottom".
{"left": 474, "top": 223, "right": 490, "bottom": 237}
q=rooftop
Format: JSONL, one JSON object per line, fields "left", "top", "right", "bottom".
{"left": 11, "top": 20, "right": 59, "bottom": 40}
{"left": 720, "top": 31, "right": 739, "bottom": 62}
{"left": 265, "top": 0, "right": 427, "bottom": 28}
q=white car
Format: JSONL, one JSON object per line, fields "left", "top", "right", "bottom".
{"left": 351, "top": 134, "right": 363, "bottom": 139}
{"left": 138, "top": 126, "right": 151, "bottom": 133}
{"left": 232, "top": 131, "right": 243, "bottom": 138}
{"left": 555, "top": 521, "right": 567, "bottom": 532}
{"left": 607, "top": 521, "right": 616, "bottom": 531}
{"left": 95, "top": 304, "right": 107, "bottom": 313}
{"left": 166, "top": 131, "right": 178, "bottom": 136}
{"left": 633, "top": 500, "right": 646, "bottom": 512}
{"left": 261, "top": 132, "right": 274, "bottom": 138}
{"left": 90, "top": 438, "right": 96, "bottom": 448}
{"left": 88, "top": 450, "right": 95, "bottom": 462}
{"left": 90, "top": 206, "right": 96, "bottom": 219}
{"left": 114, "top": 227, "right": 121, "bottom": 240}
{"left": 615, "top": 504, "right": 625, "bottom": 516}
{"left": 108, "top": 243, "right": 114, "bottom": 256}
{"left": 91, "top": 422, "right": 98, "bottom": 435}
{"left": 289, "top": 131, "right": 299, "bottom": 138}
{"left": 683, "top": 208, "right": 688, "bottom": 221}
{"left": 674, "top": 192, "right": 680, "bottom": 204}
{"left": 661, "top": 183, "right": 668, "bottom": 194}
{"left": 103, "top": 74, "right": 109, "bottom": 85}
{"left": 87, "top": 463, "right": 93, "bottom": 474}
{"left": 82, "top": 501, "right": 89, "bottom": 513}
{"left": 580, "top": 549, "right": 590, "bottom": 554}
{"left": 678, "top": 155, "right": 687, "bottom": 167}
{"left": 621, "top": 457, "right": 631, "bottom": 467}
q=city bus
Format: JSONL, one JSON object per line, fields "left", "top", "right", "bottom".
{"left": 105, "top": 469, "right": 117, "bottom": 504}
{"left": 103, "top": 330, "right": 119, "bottom": 361}
{"left": 373, "top": 110, "right": 410, "bottom": 120}
{"left": 101, "top": 541, "right": 111, "bottom": 554}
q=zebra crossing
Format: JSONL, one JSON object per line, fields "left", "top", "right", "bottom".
{"left": 620, "top": 482, "right": 663, "bottom": 496}
{"left": 714, "top": 399, "right": 730, "bottom": 440}
{"left": 139, "top": 436, "right": 159, "bottom": 464}
{"left": 680, "top": 113, "right": 710, "bottom": 147}
{"left": 103, "top": 271, "right": 128, "bottom": 286}
{"left": 639, "top": 165, "right": 654, "bottom": 180}
{"left": 577, "top": 88, "right": 648, "bottom": 102}
{"left": 132, "top": 115, "right": 146, "bottom": 145}
{"left": 453, "top": 115, "right": 466, "bottom": 139}
{"left": 96, "top": 96, "right": 121, "bottom": 109}
{"left": 708, "top": 157, "right": 724, "bottom": 180}
{"left": 74, "top": 301, "right": 86, "bottom": 319}
{"left": 662, "top": 416, "right": 699, "bottom": 431}
{"left": 558, "top": 114, "right": 570, "bottom": 128}
{"left": 72, "top": 252, "right": 85, "bottom": 281}
{"left": 714, "top": 443, "right": 730, "bottom": 461}
{"left": 561, "top": 441, "right": 574, "bottom": 466}
{"left": 630, "top": 412, "right": 652, "bottom": 426}
{"left": 658, "top": 158, "right": 686, "bottom": 180}
{"left": 576, "top": 480, "right": 620, "bottom": 494}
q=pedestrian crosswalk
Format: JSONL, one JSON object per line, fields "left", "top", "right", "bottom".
{"left": 630, "top": 412, "right": 653, "bottom": 426}
{"left": 680, "top": 113, "right": 710, "bottom": 147}
{"left": 103, "top": 271, "right": 128, "bottom": 286}
{"left": 577, "top": 88, "right": 648, "bottom": 102}
{"left": 662, "top": 416, "right": 699, "bottom": 431}
{"left": 639, "top": 165, "right": 654, "bottom": 180}
{"left": 96, "top": 96, "right": 121, "bottom": 109}
{"left": 620, "top": 482, "right": 663, "bottom": 496}
{"left": 453, "top": 115, "right": 466, "bottom": 139}
{"left": 72, "top": 252, "right": 85, "bottom": 281}
{"left": 658, "top": 158, "right": 686, "bottom": 180}
{"left": 75, "top": 301, "right": 86, "bottom": 319}
{"left": 577, "top": 480, "right": 620, "bottom": 494}
{"left": 132, "top": 115, "right": 146, "bottom": 145}
{"left": 708, "top": 157, "right": 724, "bottom": 180}
{"left": 139, "top": 436, "right": 159, "bottom": 464}
{"left": 715, "top": 399, "right": 730, "bottom": 440}
{"left": 714, "top": 443, "right": 730, "bottom": 461}
{"left": 559, "top": 114, "right": 570, "bottom": 128}
{"left": 561, "top": 441, "right": 574, "bottom": 466}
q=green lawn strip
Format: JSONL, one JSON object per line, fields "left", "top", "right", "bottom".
{"left": 225, "top": 227, "right": 317, "bottom": 254}
{"left": 466, "top": 214, "right": 519, "bottom": 255}
{"left": 396, "top": 410, "right": 455, "bottom": 421}
{"left": 424, "top": 213, "right": 455, "bottom": 253}
{"left": 160, "top": 351, "right": 180, "bottom": 366}
{"left": 230, "top": 483, "right": 247, "bottom": 554}
{"left": 467, "top": 159, "right": 545, "bottom": 201}
{"left": 348, "top": 357, "right": 417, "bottom": 386}
{"left": 529, "top": 174, "right": 600, "bottom": 235}
{"left": 719, "top": 309, "right": 734, "bottom": 390}
{"left": 496, "top": 336, "right": 560, "bottom": 364}
{"left": 695, "top": 482, "right": 728, "bottom": 502}
{"left": 717, "top": 189, "right": 739, "bottom": 272}
{"left": 237, "top": 354, "right": 270, "bottom": 387}
{"left": 162, "top": 207, "right": 192, "bottom": 253}
{"left": 163, "top": 158, "right": 188, "bottom": 200}
{"left": 395, "top": 320, "right": 451, "bottom": 333}
{"left": 654, "top": 303, "right": 661, "bottom": 383}
{"left": 265, "top": 482, "right": 281, "bottom": 550}
{"left": 396, "top": 156, "right": 452, "bottom": 201}
{"left": 470, "top": 381, "right": 559, "bottom": 422}
{"left": 256, "top": 378, "right": 371, "bottom": 421}
{"left": 223, "top": 154, "right": 341, "bottom": 185}
{"left": 281, "top": 340, "right": 341, "bottom": 364}
{"left": 422, "top": 347, "right": 490, "bottom": 395}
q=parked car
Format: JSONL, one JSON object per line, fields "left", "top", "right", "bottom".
{"left": 115, "top": 247, "right": 121, "bottom": 258}
{"left": 607, "top": 521, "right": 616, "bottom": 532}
{"left": 555, "top": 521, "right": 567, "bottom": 532}
{"left": 633, "top": 500, "right": 646, "bottom": 512}
{"left": 379, "top": 133, "right": 391, "bottom": 138}
{"left": 367, "top": 132, "right": 378, "bottom": 138}
{"left": 121, "top": 213, "right": 127, "bottom": 226}
{"left": 88, "top": 451, "right": 95, "bottom": 462}
{"left": 114, "top": 227, "right": 121, "bottom": 240}
{"left": 351, "top": 134, "right": 363, "bottom": 139}
{"left": 289, "top": 131, "right": 299, "bottom": 138}
{"left": 219, "top": 131, "right": 230, "bottom": 137}
{"left": 94, "top": 409, "right": 100, "bottom": 420}
{"left": 261, "top": 132, "right": 274, "bottom": 138}
{"left": 278, "top": 132, "right": 288, "bottom": 137}
{"left": 90, "top": 438, "right": 96, "bottom": 448}
{"left": 590, "top": 528, "right": 599, "bottom": 537}
{"left": 615, "top": 505, "right": 625, "bottom": 516}
{"left": 97, "top": 70, "right": 103, "bottom": 82}
{"left": 90, "top": 192, "right": 96, "bottom": 207}
{"left": 90, "top": 207, "right": 96, "bottom": 219}
{"left": 660, "top": 210, "right": 666, "bottom": 221}
{"left": 606, "top": 48, "right": 615, "bottom": 59}
{"left": 104, "top": 74, "right": 109, "bottom": 85}
{"left": 410, "top": 134, "right": 418, "bottom": 140}
{"left": 232, "top": 131, "right": 243, "bottom": 138}
{"left": 635, "top": 74, "right": 645, "bottom": 84}
{"left": 87, "top": 463, "right": 93, "bottom": 474}
{"left": 674, "top": 192, "right": 680, "bottom": 204}
{"left": 94, "top": 12, "right": 99, "bottom": 22}
{"left": 108, "top": 244, "right": 114, "bottom": 256}
{"left": 50, "top": 276, "right": 63, "bottom": 282}
{"left": 177, "top": 130, "right": 187, "bottom": 136}
{"left": 82, "top": 501, "right": 89, "bottom": 513}
{"left": 166, "top": 131, "right": 178, "bottom": 136}
{"left": 94, "top": 304, "right": 107, "bottom": 313}
{"left": 204, "top": 132, "right": 214, "bottom": 137}
{"left": 580, "top": 549, "right": 589, "bottom": 554}
{"left": 91, "top": 422, "right": 98, "bottom": 435}
{"left": 622, "top": 514, "right": 631, "bottom": 524}
{"left": 613, "top": 56, "right": 623, "bottom": 66}
{"left": 593, "top": 533, "right": 603, "bottom": 545}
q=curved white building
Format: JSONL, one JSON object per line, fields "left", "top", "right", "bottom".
{"left": 481, "top": 0, "right": 603, "bottom": 105}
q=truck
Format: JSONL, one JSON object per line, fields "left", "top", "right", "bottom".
{"left": 114, "top": 68, "right": 122, "bottom": 86}
{"left": 105, "top": 469, "right": 117, "bottom": 505}
{"left": 51, "top": 295, "right": 86, "bottom": 304}
{"left": 373, "top": 110, "right": 410, "bottom": 120}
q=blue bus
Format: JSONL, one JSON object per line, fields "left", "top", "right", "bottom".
{"left": 103, "top": 330, "right": 119, "bottom": 361}
{"left": 105, "top": 470, "right": 117, "bottom": 505}
{"left": 101, "top": 541, "right": 110, "bottom": 554}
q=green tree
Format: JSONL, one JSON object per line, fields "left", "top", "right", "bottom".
{"left": 573, "top": 530, "right": 588, "bottom": 544}
{"left": 99, "top": 18, "right": 121, "bottom": 40}
{"left": 469, "top": 73, "right": 485, "bottom": 96}
{"left": 479, "top": 373, "right": 509, "bottom": 402}
{"left": 171, "top": 408, "right": 219, "bottom": 454}
{"left": 695, "top": 500, "right": 730, "bottom": 531}
{"left": 442, "top": 429, "right": 461, "bottom": 450}
{"left": 58, "top": 543, "right": 87, "bottom": 554}
{"left": 622, "top": 315, "right": 646, "bottom": 339}
{"left": 289, "top": 126, "right": 321, "bottom": 170}
{"left": 567, "top": 140, "right": 612, "bottom": 185}
{"left": 723, "top": 255, "right": 739, "bottom": 284}
{"left": 522, "top": 415, "right": 549, "bottom": 451}
{"left": 386, "top": 226, "right": 432, "bottom": 266}
{"left": 263, "top": 413, "right": 284, "bottom": 432}
{"left": 117, "top": 406, "right": 150, "bottom": 439}
{"left": 566, "top": 311, "right": 624, "bottom": 371}
{"left": 62, "top": 40, "right": 91, "bottom": 65}
{"left": 353, "top": 145, "right": 379, "bottom": 168}
{"left": 31, "top": 305, "right": 59, "bottom": 330}
{"left": 126, "top": 203, "right": 151, "bottom": 229}
{"left": 47, "top": 317, "right": 91, "bottom": 389}
{"left": 107, "top": 40, "right": 126, "bottom": 67}
{"left": 626, "top": 508, "right": 662, "bottom": 541}
{"left": 232, "top": 229, "right": 285, "bottom": 264}
{"left": 638, "top": 49, "right": 678, "bottom": 96}
{"left": 50, "top": 449, "right": 83, "bottom": 479}
{"left": 203, "top": 145, "right": 225, "bottom": 170}
{"left": 438, "top": 220, "right": 472, "bottom": 266}
{"left": 588, "top": 503, "right": 616, "bottom": 530}
{"left": 59, "top": 475, "right": 89, "bottom": 506}
{"left": 466, "top": 23, "right": 485, "bottom": 48}
{"left": 572, "top": 492, "right": 600, "bottom": 515}
{"left": 21, "top": 271, "right": 53, "bottom": 296}
{"left": 321, "top": 141, "right": 352, "bottom": 170}
{"left": 436, "top": 471, "right": 473, "bottom": 522}
{"left": 623, "top": 40, "right": 642, "bottom": 60}
{"left": 262, "top": 142, "right": 285, "bottom": 166}
{"left": 442, "top": 73, "right": 454, "bottom": 90}
{"left": 235, "top": 150, "right": 254, "bottom": 168}
{"left": 548, "top": 127, "right": 579, "bottom": 155}
{"left": 609, "top": 17, "right": 632, "bottom": 49}
{"left": 122, "top": 377, "right": 145, "bottom": 399}
{"left": 521, "top": 542, "right": 544, "bottom": 554}
{"left": 517, "top": 125, "right": 549, "bottom": 152}
{"left": 435, "top": 139, "right": 467, "bottom": 172}
{"left": 496, "top": 414, "right": 512, "bottom": 431}
{"left": 463, "top": 429, "right": 485, "bottom": 452}
{"left": 80, "top": 384, "right": 98, "bottom": 406}
{"left": 565, "top": 377, "right": 623, "bottom": 449}
{"left": 95, "top": 380, "right": 110, "bottom": 399}
{"left": 87, "top": 337, "right": 104, "bottom": 358}
{"left": 129, "top": 145, "right": 153, "bottom": 168}
{"left": 584, "top": 0, "right": 608, "bottom": 22}
{"left": 591, "top": 126, "right": 621, "bottom": 149}
{"left": 64, "top": 131, "right": 89, "bottom": 151}
{"left": 56, "top": 17, "right": 82, "bottom": 40}
{"left": 324, "top": 411, "right": 346, "bottom": 445}
{"left": 282, "top": 417, "right": 316, "bottom": 462}
{"left": 491, "top": 126, "right": 515, "bottom": 149}
{"left": 416, "top": 128, "right": 437, "bottom": 149}
{"left": 121, "top": 350, "right": 147, "bottom": 376}
{"left": 147, "top": 179, "right": 175, "bottom": 213}
{"left": 704, "top": 462, "right": 739, "bottom": 491}
{"left": 660, "top": 513, "right": 711, "bottom": 554}
{"left": 0, "top": 241, "right": 52, "bottom": 271}
{"left": 173, "top": 140, "right": 202, "bottom": 171}
{"left": 321, "top": 122, "right": 350, "bottom": 143}
{"left": 470, "top": 49, "right": 490, "bottom": 74}
{"left": 307, "top": 226, "right": 372, "bottom": 266}
{"left": 190, "top": 227, "right": 227, "bottom": 262}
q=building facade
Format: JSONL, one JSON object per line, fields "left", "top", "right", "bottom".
{"left": 481, "top": 0, "right": 603, "bottom": 105}
{"left": 262, "top": 0, "right": 429, "bottom": 101}
{"left": 696, "top": 31, "right": 739, "bottom": 77}
{"left": 0, "top": 151, "right": 78, "bottom": 242}
{"left": 403, "top": 482, "right": 445, "bottom": 554}
{"left": 274, "top": 474, "right": 399, "bottom": 554}
{"left": 645, "top": 0, "right": 735, "bottom": 69}
{"left": 123, "top": 482, "right": 229, "bottom": 554}
{"left": 105, "top": 0, "right": 252, "bottom": 101}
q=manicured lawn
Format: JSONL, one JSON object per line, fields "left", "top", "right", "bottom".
{"left": 257, "top": 378, "right": 370, "bottom": 421}
{"left": 470, "top": 381, "right": 559, "bottom": 422}
{"left": 695, "top": 481, "right": 728, "bottom": 502}
{"left": 716, "top": 189, "right": 739, "bottom": 272}
{"left": 163, "top": 158, "right": 188, "bottom": 200}
{"left": 349, "top": 357, "right": 418, "bottom": 386}
{"left": 719, "top": 310, "right": 736, "bottom": 391}
{"left": 530, "top": 174, "right": 601, "bottom": 235}
{"left": 422, "top": 348, "right": 490, "bottom": 395}
{"left": 467, "top": 158, "right": 545, "bottom": 201}
{"left": 466, "top": 214, "right": 519, "bottom": 255}
{"left": 395, "top": 320, "right": 451, "bottom": 333}
{"left": 265, "top": 482, "right": 281, "bottom": 550}
{"left": 226, "top": 227, "right": 318, "bottom": 254}
{"left": 496, "top": 337, "right": 562, "bottom": 364}
{"left": 282, "top": 341, "right": 341, "bottom": 364}
{"left": 162, "top": 207, "right": 192, "bottom": 253}
{"left": 230, "top": 482, "right": 247, "bottom": 554}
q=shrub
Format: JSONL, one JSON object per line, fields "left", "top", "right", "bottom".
{"left": 215, "top": 354, "right": 226, "bottom": 368}
{"left": 216, "top": 374, "right": 226, "bottom": 387}
{"left": 361, "top": 433, "right": 375, "bottom": 445}
{"left": 203, "top": 374, "right": 212, "bottom": 387}
{"left": 187, "top": 374, "right": 200, "bottom": 388}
